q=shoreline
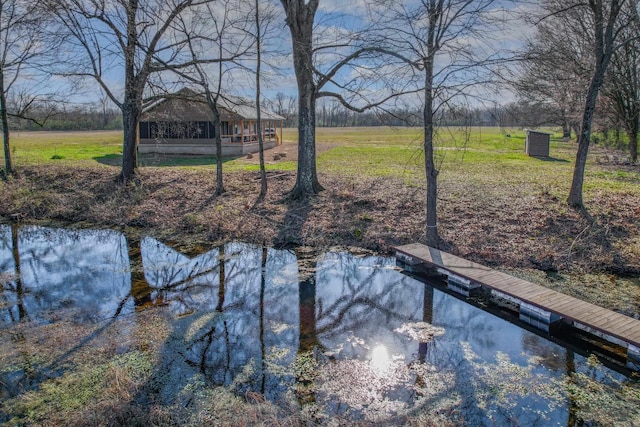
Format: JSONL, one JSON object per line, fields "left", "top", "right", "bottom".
{"left": 2, "top": 164, "right": 639, "bottom": 316}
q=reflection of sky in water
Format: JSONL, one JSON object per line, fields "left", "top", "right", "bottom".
{"left": 312, "top": 251, "right": 629, "bottom": 424}
{"left": 315, "top": 252, "right": 424, "bottom": 360}
{"left": 0, "top": 225, "right": 132, "bottom": 324}
{"left": 141, "top": 239, "right": 299, "bottom": 401}
{"left": 315, "top": 251, "right": 534, "bottom": 367}
{"left": 0, "top": 225, "right": 17, "bottom": 323}
{"left": 0, "top": 226, "right": 634, "bottom": 424}
{"left": 141, "top": 236, "right": 222, "bottom": 313}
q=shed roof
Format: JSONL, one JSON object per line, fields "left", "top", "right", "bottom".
{"left": 141, "top": 88, "right": 285, "bottom": 122}
{"left": 525, "top": 129, "right": 553, "bottom": 135}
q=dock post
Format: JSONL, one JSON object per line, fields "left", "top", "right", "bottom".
{"left": 627, "top": 345, "right": 640, "bottom": 371}
{"left": 395, "top": 251, "right": 440, "bottom": 276}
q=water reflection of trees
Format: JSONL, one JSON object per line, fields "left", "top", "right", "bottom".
{"left": 305, "top": 253, "right": 587, "bottom": 424}
{"left": 0, "top": 225, "right": 26, "bottom": 323}
{"left": 0, "top": 225, "right": 132, "bottom": 325}
{"left": 141, "top": 237, "right": 223, "bottom": 314}
{"left": 0, "top": 225, "right": 137, "bottom": 399}
{"left": 140, "top": 240, "right": 300, "bottom": 402}
{"left": 314, "top": 252, "right": 424, "bottom": 359}
{"left": 430, "top": 289, "right": 576, "bottom": 425}
{"left": 1, "top": 227, "right": 635, "bottom": 425}
{"left": 298, "top": 252, "right": 427, "bottom": 420}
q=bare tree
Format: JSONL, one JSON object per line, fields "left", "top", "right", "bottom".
{"left": 376, "top": 0, "right": 503, "bottom": 247}
{"left": 540, "top": 0, "right": 637, "bottom": 208}
{"left": 268, "top": 92, "right": 296, "bottom": 126}
{"left": 254, "top": 0, "right": 280, "bottom": 200}
{"left": 279, "top": 0, "right": 321, "bottom": 198}
{"left": 279, "top": 1, "right": 417, "bottom": 198}
{"left": 0, "top": 0, "right": 49, "bottom": 177}
{"left": 515, "top": 12, "right": 593, "bottom": 139}
{"left": 170, "top": 0, "right": 254, "bottom": 195}
{"left": 47, "top": 0, "right": 217, "bottom": 183}
{"left": 603, "top": 26, "right": 639, "bottom": 163}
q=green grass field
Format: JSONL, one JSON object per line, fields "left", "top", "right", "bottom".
{"left": 3, "top": 126, "right": 638, "bottom": 201}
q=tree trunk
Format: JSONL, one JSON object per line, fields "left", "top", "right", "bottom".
{"left": 119, "top": 102, "right": 139, "bottom": 183}
{"left": 216, "top": 245, "right": 225, "bottom": 312}
{"left": 256, "top": 0, "right": 267, "bottom": 200}
{"left": 628, "top": 129, "right": 638, "bottom": 163}
{"left": 567, "top": 0, "right": 621, "bottom": 209}
{"left": 565, "top": 350, "right": 579, "bottom": 427}
{"left": 213, "top": 107, "right": 225, "bottom": 195}
{"left": 571, "top": 123, "right": 580, "bottom": 142}
{"left": 298, "top": 257, "right": 318, "bottom": 351}
{"left": 562, "top": 121, "right": 571, "bottom": 139}
{"left": 567, "top": 63, "right": 610, "bottom": 208}
{"left": 119, "top": 0, "right": 140, "bottom": 184}
{"left": 295, "top": 250, "right": 318, "bottom": 406}
{"left": 292, "top": 89, "right": 322, "bottom": 198}
{"left": 283, "top": 0, "right": 323, "bottom": 198}
{"left": 423, "top": 79, "right": 439, "bottom": 247}
{"left": 11, "top": 225, "right": 27, "bottom": 321}
{"left": 126, "top": 234, "right": 155, "bottom": 308}
{"left": 423, "top": 15, "right": 439, "bottom": 248}
{"left": 0, "top": 70, "right": 13, "bottom": 176}
{"left": 418, "top": 284, "right": 434, "bottom": 363}
{"left": 259, "top": 246, "right": 267, "bottom": 394}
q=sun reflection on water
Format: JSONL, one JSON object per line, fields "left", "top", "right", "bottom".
{"left": 370, "top": 344, "right": 391, "bottom": 374}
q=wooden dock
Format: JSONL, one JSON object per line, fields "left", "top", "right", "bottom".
{"left": 394, "top": 243, "right": 640, "bottom": 360}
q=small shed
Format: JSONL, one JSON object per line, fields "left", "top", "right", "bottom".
{"left": 525, "top": 129, "right": 551, "bottom": 157}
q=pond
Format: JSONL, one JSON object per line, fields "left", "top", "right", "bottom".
{"left": 1, "top": 225, "right": 639, "bottom": 426}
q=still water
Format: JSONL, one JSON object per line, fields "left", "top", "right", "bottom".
{"left": 1, "top": 225, "right": 638, "bottom": 425}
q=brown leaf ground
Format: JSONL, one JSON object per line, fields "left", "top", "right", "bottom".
{"left": 2, "top": 163, "right": 638, "bottom": 276}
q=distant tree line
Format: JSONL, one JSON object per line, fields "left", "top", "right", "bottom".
{"left": 4, "top": 94, "right": 628, "bottom": 135}
{"left": 10, "top": 103, "right": 122, "bottom": 131}
{"left": 267, "top": 93, "right": 625, "bottom": 132}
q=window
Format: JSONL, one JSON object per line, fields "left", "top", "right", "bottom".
{"left": 142, "top": 121, "right": 217, "bottom": 139}
{"left": 140, "top": 122, "right": 150, "bottom": 138}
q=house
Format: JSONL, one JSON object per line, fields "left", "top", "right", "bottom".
{"left": 138, "top": 88, "right": 284, "bottom": 156}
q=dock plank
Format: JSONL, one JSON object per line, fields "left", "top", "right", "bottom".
{"left": 541, "top": 297, "right": 578, "bottom": 313}
{"left": 395, "top": 243, "right": 640, "bottom": 348}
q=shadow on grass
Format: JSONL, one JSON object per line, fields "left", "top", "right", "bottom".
{"left": 273, "top": 196, "right": 314, "bottom": 249}
{"left": 93, "top": 153, "right": 239, "bottom": 167}
{"left": 534, "top": 156, "right": 569, "bottom": 163}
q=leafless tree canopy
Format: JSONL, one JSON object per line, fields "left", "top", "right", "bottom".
{"left": 532, "top": 0, "right": 638, "bottom": 208}
{"left": 1, "top": 0, "right": 56, "bottom": 176}
{"left": 367, "top": 0, "right": 504, "bottom": 246}
{"left": 602, "top": 21, "right": 640, "bottom": 162}
{"left": 46, "top": 0, "right": 225, "bottom": 182}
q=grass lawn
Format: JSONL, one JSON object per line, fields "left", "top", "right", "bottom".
{"left": 3, "top": 126, "right": 639, "bottom": 243}
{"left": 5, "top": 130, "right": 124, "bottom": 165}
{"left": 5, "top": 126, "right": 635, "bottom": 202}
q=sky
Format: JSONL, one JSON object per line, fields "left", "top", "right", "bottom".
{"left": 50, "top": 0, "right": 536, "bottom": 110}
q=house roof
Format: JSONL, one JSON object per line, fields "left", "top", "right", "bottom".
{"left": 141, "top": 88, "right": 285, "bottom": 122}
